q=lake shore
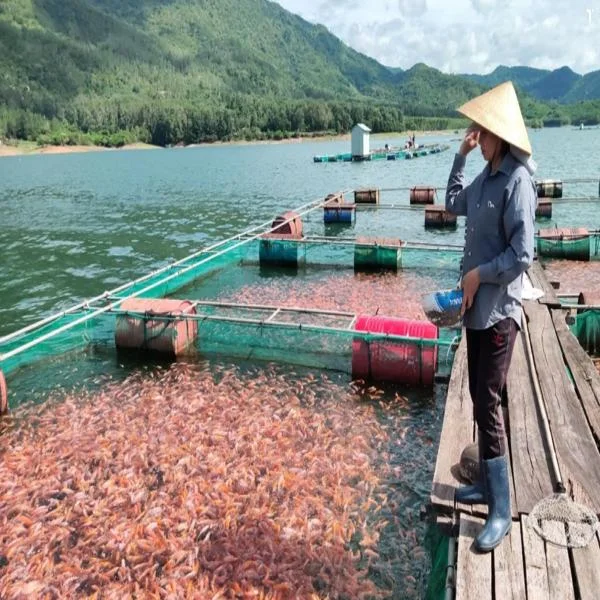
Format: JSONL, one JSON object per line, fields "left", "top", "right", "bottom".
{"left": 0, "top": 129, "right": 459, "bottom": 158}
{"left": 0, "top": 141, "right": 160, "bottom": 158}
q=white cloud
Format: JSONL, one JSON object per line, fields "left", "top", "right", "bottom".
{"left": 397, "top": 0, "right": 428, "bottom": 17}
{"left": 275, "top": 0, "right": 599, "bottom": 74}
{"left": 470, "top": 0, "right": 502, "bottom": 15}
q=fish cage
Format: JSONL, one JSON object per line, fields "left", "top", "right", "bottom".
{"left": 0, "top": 187, "right": 468, "bottom": 599}
{"left": 0, "top": 194, "right": 464, "bottom": 410}
{"left": 313, "top": 144, "right": 450, "bottom": 163}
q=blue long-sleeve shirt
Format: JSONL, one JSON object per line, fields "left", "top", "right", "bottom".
{"left": 445, "top": 152, "right": 537, "bottom": 330}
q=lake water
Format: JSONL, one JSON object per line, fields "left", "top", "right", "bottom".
{"left": 0, "top": 127, "right": 599, "bottom": 598}
{"left": 1, "top": 127, "right": 599, "bottom": 337}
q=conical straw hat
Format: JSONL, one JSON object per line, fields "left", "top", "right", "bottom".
{"left": 457, "top": 81, "right": 532, "bottom": 155}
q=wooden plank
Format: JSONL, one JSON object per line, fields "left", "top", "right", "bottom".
{"left": 571, "top": 532, "right": 600, "bottom": 600}
{"left": 524, "top": 301, "right": 600, "bottom": 513}
{"left": 456, "top": 514, "right": 492, "bottom": 600}
{"left": 528, "top": 260, "right": 559, "bottom": 305}
{"left": 521, "top": 515, "right": 551, "bottom": 599}
{"left": 544, "top": 521, "right": 576, "bottom": 600}
{"left": 431, "top": 339, "right": 477, "bottom": 513}
{"left": 494, "top": 519, "right": 526, "bottom": 600}
{"left": 506, "top": 333, "right": 554, "bottom": 513}
{"left": 551, "top": 309, "right": 600, "bottom": 443}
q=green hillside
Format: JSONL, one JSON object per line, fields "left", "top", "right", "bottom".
{"left": 563, "top": 71, "right": 600, "bottom": 103}
{"left": 1, "top": 0, "right": 599, "bottom": 146}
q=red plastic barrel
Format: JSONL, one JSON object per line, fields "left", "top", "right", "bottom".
{"left": 351, "top": 316, "right": 438, "bottom": 386}
{"left": 0, "top": 370, "right": 7, "bottom": 415}
{"left": 115, "top": 298, "right": 198, "bottom": 356}
{"left": 272, "top": 211, "right": 303, "bottom": 237}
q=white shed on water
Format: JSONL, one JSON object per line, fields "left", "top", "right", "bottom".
{"left": 351, "top": 123, "right": 371, "bottom": 159}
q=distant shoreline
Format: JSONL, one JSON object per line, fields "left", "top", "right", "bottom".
{"left": 0, "top": 141, "right": 160, "bottom": 158}
{"left": 0, "top": 129, "right": 458, "bottom": 158}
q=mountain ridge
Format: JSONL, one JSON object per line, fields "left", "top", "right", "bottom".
{"left": 460, "top": 64, "right": 600, "bottom": 102}
{"left": 0, "top": 0, "right": 598, "bottom": 145}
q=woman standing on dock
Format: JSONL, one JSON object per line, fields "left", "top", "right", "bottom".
{"left": 445, "top": 82, "right": 537, "bottom": 552}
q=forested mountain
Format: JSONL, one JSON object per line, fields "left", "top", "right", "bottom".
{"left": 1, "top": 0, "right": 599, "bottom": 146}
{"left": 462, "top": 65, "right": 600, "bottom": 103}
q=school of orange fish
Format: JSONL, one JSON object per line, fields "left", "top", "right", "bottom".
{"left": 0, "top": 358, "right": 435, "bottom": 599}
{"left": 219, "top": 271, "right": 439, "bottom": 321}
{"left": 542, "top": 259, "right": 600, "bottom": 299}
{"left": 0, "top": 268, "right": 446, "bottom": 598}
{"left": 542, "top": 259, "right": 600, "bottom": 372}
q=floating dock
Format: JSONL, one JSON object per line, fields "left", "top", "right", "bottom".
{"left": 431, "top": 260, "right": 600, "bottom": 599}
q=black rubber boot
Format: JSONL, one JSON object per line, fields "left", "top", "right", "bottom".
{"left": 475, "top": 454, "right": 512, "bottom": 552}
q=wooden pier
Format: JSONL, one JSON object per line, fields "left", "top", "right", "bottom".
{"left": 430, "top": 260, "right": 600, "bottom": 599}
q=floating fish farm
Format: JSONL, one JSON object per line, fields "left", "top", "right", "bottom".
{"left": 313, "top": 143, "right": 449, "bottom": 163}
{"left": 0, "top": 188, "right": 470, "bottom": 409}
{"left": 2, "top": 174, "right": 600, "bottom": 598}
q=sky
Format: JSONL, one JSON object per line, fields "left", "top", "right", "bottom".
{"left": 275, "top": 0, "right": 599, "bottom": 75}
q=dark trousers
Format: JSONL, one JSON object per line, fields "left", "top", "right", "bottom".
{"left": 466, "top": 318, "right": 518, "bottom": 460}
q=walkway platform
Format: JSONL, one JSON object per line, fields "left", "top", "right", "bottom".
{"left": 430, "top": 260, "right": 600, "bottom": 599}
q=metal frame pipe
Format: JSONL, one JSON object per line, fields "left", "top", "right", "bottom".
{"left": 0, "top": 199, "right": 334, "bottom": 363}
{"left": 106, "top": 308, "right": 458, "bottom": 347}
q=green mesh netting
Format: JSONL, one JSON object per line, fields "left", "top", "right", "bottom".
{"left": 2, "top": 305, "right": 459, "bottom": 388}
{"left": 245, "top": 239, "right": 462, "bottom": 271}
{"left": 0, "top": 315, "right": 96, "bottom": 375}
{"left": 424, "top": 525, "right": 451, "bottom": 600}
{"left": 570, "top": 309, "right": 600, "bottom": 354}
{"left": 0, "top": 245, "right": 249, "bottom": 377}
{"left": 1, "top": 238, "right": 461, "bottom": 383}
{"left": 593, "top": 235, "right": 600, "bottom": 260}
{"left": 111, "top": 242, "right": 250, "bottom": 300}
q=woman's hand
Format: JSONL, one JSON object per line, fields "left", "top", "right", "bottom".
{"left": 461, "top": 267, "right": 481, "bottom": 315}
{"left": 459, "top": 125, "right": 480, "bottom": 156}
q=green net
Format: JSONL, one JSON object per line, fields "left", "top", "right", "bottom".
{"left": 1, "top": 236, "right": 461, "bottom": 387}
{"left": 0, "top": 314, "right": 95, "bottom": 375}
{"left": 110, "top": 242, "right": 250, "bottom": 300}
{"left": 245, "top": 238, "right": 462, "bottom": 271}
{"left": 593, "top": 235, "right": 600, "bottom": 260}
{"left": 0, "top": 244, "right": 250, "bottom": 376}
{"left": 570, "top": 309, "right": 600, "bottom": 354}
{"left": 1, "top": 302, "right": 459, "bottom": 389}
{"left": 424, "top": 525, "right": 451, "bottom": 600}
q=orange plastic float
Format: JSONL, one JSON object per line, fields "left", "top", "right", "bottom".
{"left": 410, "top": 186, "right": 436, "bottom": 205}
{"left": 115, "top": 299, "right": 198, "bottom": 356}
{"left": 271, "top": 211, "right": 303, "bottom": 237}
